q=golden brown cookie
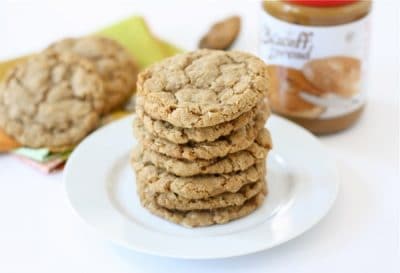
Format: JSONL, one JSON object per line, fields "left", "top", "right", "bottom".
{"left": 268, "top": 65, "right": 325, "bottom": 118}
{"left": 136, "top": 100, "right": 269, "bottom": 144}
{"left": 47, "top": 36, "right": 138, "bottom": 113}
{"left": 131, "top": 150, "right": 266, "bottom": 200}
{"left": 136, "top": 49, "right": 270, "bottom": 128}
{"left": 0, "top": 52, "right": 104, "bottom": 149}
{"left": 134, "top": 105, "right": 268, "bottom": 160}
{"left": 136, "top": 128, "right": 271, "bottom": 177}
{"left": 302, "top": 56, "right": 361, "bottom": 98}
{"left": 151, "top": 180, "right": 265, "bottom": 211}
{"left": 137, "top": 188, "right": 266, "bottom": 228}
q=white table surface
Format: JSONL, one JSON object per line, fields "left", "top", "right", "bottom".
{"left": 0, "top": 1, "right": 399, "bottom": 272}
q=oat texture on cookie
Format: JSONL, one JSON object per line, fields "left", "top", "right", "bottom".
{"left": 136, "top": 100, "right": 270, "bottom": 144}
{"left": 135, "top": 128, "right": 271, "bottom": 177}
{"left": 136, "top": 49, "right": 270, "bottom": 128}
{"left": 0, "top": 52, "right": 104, "bottom": 149}
{"left": 134, "top": 105, "right": 269, "bottom": 160}
{"left": 47, "top": 36, "right": 138, "bottom": 113}
{"left": 131, "top": 49, "right": 272, "bottom": 227}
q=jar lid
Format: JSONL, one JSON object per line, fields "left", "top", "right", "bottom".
{"left": 284, "top": 0, "right": 359, "bottom": 7}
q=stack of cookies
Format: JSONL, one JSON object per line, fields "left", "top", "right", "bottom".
{"left": 131, "top": 49, "right": 272, "bottom": 227}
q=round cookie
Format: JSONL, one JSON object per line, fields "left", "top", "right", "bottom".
{"left": 136, "top": 49, "right": 270, "bottom": 128}
{"left": 136, "top": 99, "right": 270, "bottom": 144}
{"left": 151, "top": 180, "right": 265, "bottom": 211}
{"left": 47, "top": 36, "right": 137, "bottom": 113}
{"left": 137, "top": 128, "right": 272, "bottom": 177}
{"left": 137, "top": 189, "right": 266, "bottom": 228}
{"left": 131, "top": 151, "right": 265, "bottom": 200}
{"left": 134, "top": 104, "right": 268, "bottom": 160}
{"left": 0, "top": 52, "right": 104, "bottom": 149}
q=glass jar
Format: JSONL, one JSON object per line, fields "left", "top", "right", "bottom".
{"left": 259, "top": 0, "right": 372, "bottom": 134}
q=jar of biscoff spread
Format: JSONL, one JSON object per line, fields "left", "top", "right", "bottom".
{"left": 259, "top": 0, "right": 372, "bottom": 134}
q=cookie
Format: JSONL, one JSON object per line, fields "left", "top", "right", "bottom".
{"left": 137, "top": 128, "right": 271, "bottom": 176}
{"left": 269, "top": 85, "right": 325, "bottom": 118}
{"left": 268, "top": 66, "right": 324, "bottom": 118}
{"left": 134, "top": 105, "right": 268, "bottom": 160}
{"left": 136, "top": 49, "right": 270, "bottom": 128}
{"left": 302, "top": 56, "right": 361, "bottom": 98}
{"left": 149, "top": 180, "right": 265, "bottom": 211}
{"left": 131, "top": 150, "right": 265, "bottom": 199}
{"left": 47, "top": 36, "right": 138, "bottom": 113}
{"left": 0, "top": 52, "right": 104, "bottom": 149}
{"left": 136, "top": 99, "right": 269, "bottom": 144}
{"left": 138, "top": 189, "right": 266, "bottom": 228}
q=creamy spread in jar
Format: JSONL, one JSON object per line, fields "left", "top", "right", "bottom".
{"left": 260, "top": 0, "right": 372, "bottom": 134}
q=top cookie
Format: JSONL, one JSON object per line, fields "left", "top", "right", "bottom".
{"left": 0, "top": 52, "right": 104, "bottom": 149}
{"left": 136, "top": 49, "right": 270, "bottom": 128}
{"left": 47, "top": 36, "right": 138, "bottom": 113}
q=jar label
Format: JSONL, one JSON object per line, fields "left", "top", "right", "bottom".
{"left": 259, "top": 11, "right": 370, "bottom": 119}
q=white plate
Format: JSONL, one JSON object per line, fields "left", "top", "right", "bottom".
{"left": 64, "top": 115, "right": 338, "bottom": 259}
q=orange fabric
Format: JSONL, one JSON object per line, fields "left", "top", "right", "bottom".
{"left": 0, "top": 128, "right": 20, "bottom": 152}
{"left": 0, "top": 57, "right": 27, "bottom": 152}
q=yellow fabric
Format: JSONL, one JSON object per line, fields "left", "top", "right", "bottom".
{"left": 0, "top": 16, "right": 182, "bottom": 153}
{"left": 0, "top": 56, "right": 29, "bottom": 82}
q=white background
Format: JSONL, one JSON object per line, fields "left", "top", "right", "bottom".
{"left": 0, "top": 1, "right": 399, "bottom": 272}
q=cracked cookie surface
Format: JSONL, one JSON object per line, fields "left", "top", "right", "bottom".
{"left": 150, "top": 180, "right": 265, "bottom": 211}
{"left": 136, "top": 49, "right": 270, "bottom": 128}
{"left": 131, "top": 150, "right": 266, "bottom": 200}
{"left": 134, "top": 104, "right": 268, "bottom": 160}
{"left": 136, "top": 100, "right": 269, "bottom": 144}
{"left": 137, "top": 128, "right": 271, "bottom": 176}
{"left": 137, "top": 187, "right": 266, "bottom": 228}
{"left": 47, "top": 36, "right": 137, "bottom": 113}
{"left": 0, "top": 52, "right": 104, "bottom": 149}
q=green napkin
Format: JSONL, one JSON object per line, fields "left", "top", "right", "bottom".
{"left": 12, "top": 147, "right": 71, "bottom": 162}
{"left": 98, "top": 16, "right": 182, "bottom": 69}
{"left": 12, "top": 148, "right": 50, "bottom": 162}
